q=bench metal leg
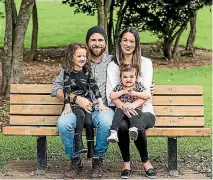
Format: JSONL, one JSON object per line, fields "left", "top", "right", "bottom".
{"left": 37, "top": 136, "right": 47, "bottom": 171}
{"left": 168, "top": 137, "right": 179, "bottom": 176}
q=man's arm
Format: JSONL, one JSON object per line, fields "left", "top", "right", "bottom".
{"left": 56, "top": 89, "right": 64, "bottom": 101}
{"left": 51, "top": 69, "right": 64, "bottom": 97}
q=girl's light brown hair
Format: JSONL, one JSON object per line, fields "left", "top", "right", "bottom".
{"left": 63, "top": 43, "right": 91, "bottom": 72}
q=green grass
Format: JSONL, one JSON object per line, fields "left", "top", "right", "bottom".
{"left": 0, "top": 2, "right": 212, "bottom": 49}
{"left": 0, "top": 65, "right": 211, "bottom": 167}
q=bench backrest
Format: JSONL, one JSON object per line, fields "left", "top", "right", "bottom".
{"left": 9, "top": 84, "right": 205, "bottom": 129}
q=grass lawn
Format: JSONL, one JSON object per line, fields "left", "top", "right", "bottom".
{"left": 0, "top": 65, "right": 211, "bottom": 167}
{"left": 0, "top": 2, "right": 212, "bottom": 49}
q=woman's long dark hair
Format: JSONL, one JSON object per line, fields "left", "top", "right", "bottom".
{"left": 114, "top": 27, "right": 142, "bottom": 75}
{"left": 63, "top": 43, "right": 91, "bottom": 72}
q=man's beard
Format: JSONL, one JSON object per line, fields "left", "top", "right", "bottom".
{"left": 89, "top": 46, "right": 106, "bottom": 57}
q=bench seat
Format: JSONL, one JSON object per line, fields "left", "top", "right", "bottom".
{"left": 2, "top": 84, "right": 211, "bottom": 175}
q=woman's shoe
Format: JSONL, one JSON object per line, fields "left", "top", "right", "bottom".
{"left": 145, "top": 168, "right": 157, "bottom": 179}
{"left": 120, "top": 169, "right": 132, "bottom": 179}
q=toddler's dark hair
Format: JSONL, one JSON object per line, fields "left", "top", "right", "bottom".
{"left": 120, "top": 64, "right": 139, "bottom": 77}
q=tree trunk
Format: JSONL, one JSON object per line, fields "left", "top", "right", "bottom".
{"left": 172, "top": 25, "right": 186, "bottom": 59}
{"left": 11, "top": 0, "right": 17, "bottom": 26}
{"left": 96, "top": 0, "right": 112, "bottom": 54}
{"left": 10, "top": 0, "right": 34, "bottom": 84}
{"left": 185, "top": 12, "right": 197, "bottom": 51}
{"left": 1, "top": 0, "right": 14, "bottom": 96}
{"left": 107, "top": 1, "right": 114, "bottom": 53}
{"left": 163, "top": 39, "right": 172, "bottom": 61}
{"left": 114, "top": 1, "right": 127, "bottom": 42}
{"left": 97, "top": 0, "right": 105, "bottom": 29}
{"left": 30, "top": 0, "right": 38, "bottom": 61}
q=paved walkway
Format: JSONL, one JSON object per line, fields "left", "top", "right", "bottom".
{"left": 0, "top": 160, "right": 210, "bottom": 179}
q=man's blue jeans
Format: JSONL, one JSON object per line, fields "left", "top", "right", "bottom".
{"left": 57, "top": 109, "right": 114, "bottom": 159}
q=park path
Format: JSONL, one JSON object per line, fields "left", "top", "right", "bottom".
{"left": 0, "top": 160, "right": 210, "bottom": 179}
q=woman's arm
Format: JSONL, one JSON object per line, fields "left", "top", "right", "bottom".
{"left": 138, "top": 57, "right": 153, "bottom": 91}
{"left": 106, "top": 62, "right": 120, "bottom": 106}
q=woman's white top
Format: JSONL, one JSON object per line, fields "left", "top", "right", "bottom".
{"left": 106, "top": 56, "right": 155, "bottom": 116}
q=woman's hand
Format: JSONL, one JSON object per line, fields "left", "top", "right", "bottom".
{"left": 122, "top": 103, "right": 138, "bottom": 118}
{"left": 62, "top": 104, "right": 72, "bottom": 115}
{"left": 99, "top": 104, "right": 110, "bottom": 111}
{"left": 150, "top": 80, "right": 155, "bottom": 95}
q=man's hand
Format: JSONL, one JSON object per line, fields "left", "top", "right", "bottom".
{"left": 62, "top": 104, "right": 72, "bottom": 115}
{"left": 76, "top": 96, "right": 93, "bottom": 113}
{"left": 150, "top": 80, "right": 155, "bottom": 95}
{"left": 99, "top": 104, "right": 110, "bottom": 111}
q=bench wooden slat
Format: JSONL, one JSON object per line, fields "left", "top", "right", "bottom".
{"left": 154, "top": 85, "right": 202, "bottom": 95}
{"left": 2, "top": 126, "right": 210, "bottom": 137}
{"left": 10, "top": 84, "right": 202, "bottom": 95}
{"left": 10, "top": 116, "right": 205, "bottom": 127}
{"left": 154, "top": 106, "right": 204, "bottom": 116}
{"left": 10, "top": 84, "right": 52, "bottom": 94}
{"left": 154, "top": 117, "right": 204, "bottom": 127}
{"left": 10, "top": 95, "right": 203, "bottom": 106}
{"left": 10, "top": 95, "right": 62, "bottom": 104}
{"left": 10, "top": 105, "right": 204, "bottom": 116}
{"left": 153, "top": 96, "right": 203, "bottom": 105}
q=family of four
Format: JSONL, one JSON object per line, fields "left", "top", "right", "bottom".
{"left": 51, "top": 26, "right": 156, "bottom": 179}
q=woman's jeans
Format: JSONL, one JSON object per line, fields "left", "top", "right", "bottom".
{"left": 57, "top": 109, "right": 114, "bottom": 159}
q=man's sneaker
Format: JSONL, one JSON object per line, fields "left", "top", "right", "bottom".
{"left": 91, "top": 157, "right": 104, "bottom": 178}
{"left": 107, "top": 130, "right": 119, "bottom": 143}
{"left": 129, "top": 127, "right": 138, "bottom": 141}
{"left": 64, "top": 156, "right": 83, "bottom": 179}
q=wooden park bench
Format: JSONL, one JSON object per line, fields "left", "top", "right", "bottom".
{"left": 2, "top": 84, "right": 211, "bottom": 175}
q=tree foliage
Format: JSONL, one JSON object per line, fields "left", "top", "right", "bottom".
{"left": 122, "top": 0, "right": 211, "bottom": 60}
{"left": 64, "top": 0, "right": 211, "bottom": 59}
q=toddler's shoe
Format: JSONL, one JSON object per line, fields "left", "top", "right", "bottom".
{"left": 107, "top": 130, "right": 119, "bottom": 143}
{"left": 129, "top": 127, "right": 138, "bottom": 141}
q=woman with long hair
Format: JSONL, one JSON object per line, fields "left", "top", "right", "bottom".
{"left": 106, "top": 27, "right": 157, "bottom": 179}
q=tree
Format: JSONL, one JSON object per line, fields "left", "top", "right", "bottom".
{"left": 1, "top": 0, "right": 34, "bottom": 96}
{"left": 185, "top": 1, "right": 211, "bottom": 53}
{"left": 122, "top": 0, "right": 208, "bottom": 60}
{"left": 68, "top": 0, "right": 112, "bottom": 52}
{"left": 29, "top": 0, "right": 38, "bottom": 61}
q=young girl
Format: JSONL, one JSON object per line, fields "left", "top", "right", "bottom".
{"left": 63, "top": 43, "right": 109, "bottom": 157}
{"left": 107, "top": 64, "right": 150, "bottom": 143}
